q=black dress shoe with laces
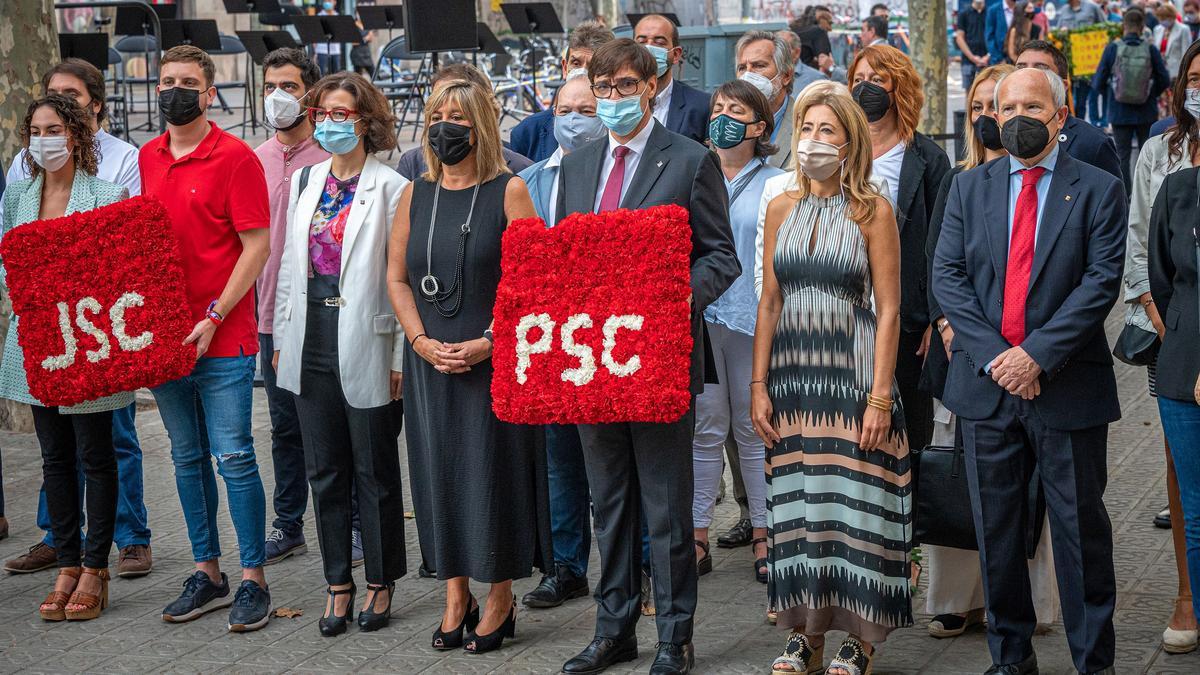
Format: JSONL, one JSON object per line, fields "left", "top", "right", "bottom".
{"left": 650, "top": 641, "right": 694, "bottom": 674}
{"left": 717, "top": 518, "right": 753, "bottom": 548}
{"left": 562, "top": 636, "right": 638, "bottom": 674}
{"left": 522, "top": 565, "right": 589, "bottom": 608}
{"left": 985, "top": 653, "right": 1038, "bottom": 674}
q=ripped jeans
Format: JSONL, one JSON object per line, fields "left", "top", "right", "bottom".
{"left": 152, "top": 355, "right": 267, "bottom": 568}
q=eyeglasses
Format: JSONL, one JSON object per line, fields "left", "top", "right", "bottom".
{"left": 307, "top": 107, "right": 359, "bottom": 123}
{"left": 591, "top": 78, "right": 644, "bottom": 99}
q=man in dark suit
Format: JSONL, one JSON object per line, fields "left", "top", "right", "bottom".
{"left": 986, "top": 0, "right": 1016, "bottom": 64}
{"left": 509, "top": 19, "right": 615, "bottom": 163}
{"left": 1015, "top": 41, "right": 1123, "bottom": 182}
{"left": 933, "top": 67, "right": 1125, "bottom": 675}
{"left": 555, "top": 38, "right": 738, "bottom": 675}
{"left": 634, "top": 14, "right": 711, "bottom": 145}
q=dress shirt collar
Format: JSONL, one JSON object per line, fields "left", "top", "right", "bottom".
{"left": 545, "top": 146, "right": 565, "bottom": 169}
{"left": 606, "top": 116, "right": 656, "bottom": 159}
{"left": 1007, "top": 142, "right": 1060, "bottom": 178}
{"left": 274, "top": 134, "right": 319, "bottom": 157}
{"left": 727, "top": 156, "right": 768, "bottom": 186}
{"left": 655, "top": 79, "right": 674, "bottom": 110}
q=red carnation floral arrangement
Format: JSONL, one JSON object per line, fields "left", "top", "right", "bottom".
{"left": 0, "top": 195, "right": 195, "bottom": 407}
{"left": 492, "top": 204, "right": 693, "bottom": 424}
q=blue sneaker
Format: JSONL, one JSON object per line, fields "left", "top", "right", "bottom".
{"left": 264, "top": 527, "right": 307, "bottom": 565}
{"left": 162, "top": 571, "right": 233, "bottom": 623}
{"left": 228, "top": 580, "right": 272, "bottom": 632}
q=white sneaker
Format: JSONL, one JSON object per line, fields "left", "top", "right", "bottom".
{"left": 1163, "top": 626, "right": 1198, "bottom": 654}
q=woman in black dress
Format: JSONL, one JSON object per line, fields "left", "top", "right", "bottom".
{"left": 387, "top": 77, "right": 550, "bottom": 655}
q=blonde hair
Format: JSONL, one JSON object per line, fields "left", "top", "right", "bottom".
{"left": 962, "top": 64, "right": 1015, "bottom": 169}
{"left": 421, "top": 80, "right": 508, "bottom": 183}
{"left": 788, "top": 81, "right": 882, "bottom": 225}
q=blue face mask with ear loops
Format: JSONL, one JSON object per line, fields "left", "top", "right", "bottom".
{"left": 645, "top": 45, "right": 671, "bottom": 77}
{"left": 314, "top": 119, "right": 360, "bottom": 155}
{"left": 596, "top": 95, "right": 646, "bottom": 136}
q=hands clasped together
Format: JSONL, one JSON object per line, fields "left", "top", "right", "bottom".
{"left": 413, "top": 335, "right": 493, "bottom": 375}
{"left": 988, "top": 346, "right": 1043, "bottom": 400}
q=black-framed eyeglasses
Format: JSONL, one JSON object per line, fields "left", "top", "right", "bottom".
{"left": 307, "top": 107, "right": 359, "bottom": 123}
{"left": 591, "top": 78, "right": 644, "bottom": 99}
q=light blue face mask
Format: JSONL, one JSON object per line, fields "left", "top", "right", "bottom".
{"left": 596, "top": 95, "right": 646, "bottom": 136}
{"left": 314, "top": 119, "right": 360, "bottom": 155}
{"left": 645, "top": 45, "right": 671, "bottom": 78}
{"left": 553, "top": 112, "right": 607, "bottom": 153}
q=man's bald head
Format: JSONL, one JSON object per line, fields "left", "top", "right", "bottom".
{"left": 994, "top": 67, "right": 1067, "bottom": 164}
{"left": 634, "top": 14, "right": 679, "bottom": 47}
{"left": 555, "top": 73, "right": 597, "bottom": 114}
{"left": 995, "top": 66, "right": 1066, "bottom": 114}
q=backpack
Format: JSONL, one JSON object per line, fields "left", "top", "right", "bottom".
{"left": 1112, "top": 39, "right": 1154, "bottom": 105}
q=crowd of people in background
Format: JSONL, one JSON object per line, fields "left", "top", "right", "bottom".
{"left": 0, "top": 4, "right": 1199, "bottom": 674}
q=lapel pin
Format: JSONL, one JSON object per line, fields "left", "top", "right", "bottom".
{"left": 656, "top": 160, "right": 663, "bottom": 167}
{"left": 1065, "top": 195, "right": 1072, "bottom": 201}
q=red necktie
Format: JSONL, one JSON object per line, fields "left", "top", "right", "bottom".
{"left": 1001, "top": 166, "right": 1045, "bottom": 346}
{"left": 598, "top": 146, "right": 631, "bottom": 212}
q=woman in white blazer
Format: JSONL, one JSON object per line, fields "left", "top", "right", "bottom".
{"left": 1155, "top": 5, "right": 1194, "bottom": 81}
{"left": 271, "top": 73, "right": 408, "bottom": 637}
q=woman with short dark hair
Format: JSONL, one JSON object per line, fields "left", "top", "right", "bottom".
{"left": 273, "top": 72, "right": 408, "bottom": 637}
{"left": 1, "top": 94, "right": 132, "bottom": 622}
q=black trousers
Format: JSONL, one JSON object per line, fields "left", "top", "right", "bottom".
{"left": 961, "top": 395, "right": 1115, "bottom": 673}
{"left": 1112, "top": 123, "right": 1151, "bottom": 196}
{"left": 577, "top": 407, "right": 698, "bottom": 646}
{"left": 32, "top": 405, "right": 116, "bottom": 569}
{"left": 293, "top": 295, "right": 406, "bottom": 586}
{"left": 896, "top": 327, "right": 933, "bottom": 449}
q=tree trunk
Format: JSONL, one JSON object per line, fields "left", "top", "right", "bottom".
{"left": 0, "top": 0, "right": 56, "bottom": 432}
{"left": 908, "top": 0, "right": 948, "bottom": 135}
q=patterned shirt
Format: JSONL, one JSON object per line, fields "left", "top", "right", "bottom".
{"left": 309, "top": 173, "right": 359, "bottom": 277}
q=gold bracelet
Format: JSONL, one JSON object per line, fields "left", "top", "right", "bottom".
{"left": 866, "top": 394, "right": 892, "bottom": 412}
{"left": 749, "top": 379, "right": 768, "bottom": 387}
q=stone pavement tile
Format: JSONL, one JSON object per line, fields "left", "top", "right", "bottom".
{"left": 18, "top": 647, "right": 113, "bottom": 674}
{"left": 353, "top": 652, "right": 444, "bottom": 673}
{"left": 155, "top": 661, "right": 229, "bottom": 675}
{"left": 292, "top": 647, "right": 378, "bottom": 671}
{"left": 89, "top": 654, "right": 176, "bottom": 673}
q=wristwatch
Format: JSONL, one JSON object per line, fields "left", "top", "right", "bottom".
{"left": 483, "top": 328, "right": 494, "bottom": 344}
{"left": 935, "top": 318, "right": 949, "bottom": 334}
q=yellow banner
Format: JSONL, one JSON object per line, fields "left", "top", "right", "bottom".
{"left": 492, "top": 0, "right": 502, "bottom": 11}
{"left": 1069, "top": 29, "right": 1111, "bottom": 78}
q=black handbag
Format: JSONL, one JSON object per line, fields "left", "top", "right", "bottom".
{"left": 912, "top": 443, "right": 1045, "bottom": 557}
{"left": 1113, "top": 321, "right": 1160, "bottom": 366}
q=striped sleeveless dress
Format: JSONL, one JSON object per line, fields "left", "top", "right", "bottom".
{"left": 766, "top": 192, "right": 913, "bottom": 642}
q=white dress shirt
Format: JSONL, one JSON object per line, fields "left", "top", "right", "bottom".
{"left": 544, "top": 147, "right": 564, "bottom": 224}
{"left": 593, "top": 119, "right": 656, "bottom": 212}
{"left": 652, "top": 79, "right": 674, "bottom": 127}
{"left": 2, "top": 129, "right": 141, "bottom": 221}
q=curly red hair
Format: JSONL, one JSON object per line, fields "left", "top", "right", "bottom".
{"left": 847, "top": 44, "right": 924, "bottom": 142}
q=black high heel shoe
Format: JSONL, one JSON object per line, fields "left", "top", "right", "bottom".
{"left": 432, "top": 595, "right": 479, "bottom": 650}
{"left": 464, "top": 596, "right": 516, "bottom": 655}
{"left": 357, "top": 582, "right": 394, "bottom": 632}
{"left": 318, "top": 584, "right": 356, "bottom": 637}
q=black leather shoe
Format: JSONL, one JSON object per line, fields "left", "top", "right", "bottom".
{"left": 1155, "top": 504, "right": 1172, "bottom": 529}
{"left": 716, "top": 518, "right": 753, "bottom": 548}
{"left": 522, "top": 565, "right": 589, "bottom": 608}
{"left": 650, "top": 641, "right": 694, "bottom": 674}
{"left": 562, "top": 636, "right": 638, "bottom": 674}
{"left": 985, "top": 653, "right": 1038, "bottom": 674}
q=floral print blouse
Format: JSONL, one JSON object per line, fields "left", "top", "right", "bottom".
{"left": 309, "top": 173, "right": 358, "bottom": 277}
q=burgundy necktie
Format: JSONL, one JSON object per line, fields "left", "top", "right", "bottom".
{"left": 598, "top": 146, "right": 631, "bottom": 212}
{"left": 1001, "top": 166, "right": 1045, "bottom": 346}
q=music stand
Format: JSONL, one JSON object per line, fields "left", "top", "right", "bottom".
{"left": 626, "top": 13, "right": 682, "bottom": 28}
{"left": 115, "top": 4, "right": 174, "bottom": 133}
{"left": 59, "top": 33, "right": 109, "bottom": 73}
{"left": 501, "top": 2, "right": 564, "bottom": 102}
{"left": 292, "top": 15, "right": 363, "bottom": 74}
{"left": 222, "top": 0, "right": 283, "bottom": 32}
{"left": 358, "top": 5, "right": 404, "bottom": 45}
{"left": 237, "top": 30, "right": 300, "bottom": 64}
{"left": 158, "top": 20, "right": 222, "bottom": 52}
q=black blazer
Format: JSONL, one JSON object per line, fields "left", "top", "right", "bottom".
{"left": 555, "top": 121, "right": 740, "bottom": 394}
{"left": 896, "top": 132, "right": 952, "bottom": 332}
{"left": 932, "top": 151, "right": 1127, "bottom": 430}
{"left": 665, "top": 80, "right": 712, "bottom": 145}
{"left": 1061, "top": 115, "right": 1122, "bottom": 182}
{"left": 921, "top": 165, "right": 965, "bottom": 399}
{"left": 1149, "top": 167, "right": 1200, "bottom": 402}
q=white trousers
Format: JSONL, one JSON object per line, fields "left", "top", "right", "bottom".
{"left": 692, "top": 322, "right": 767, "bottom": 528}
{"left": 923, "top": 400, "right": 1061, "bottom": 623}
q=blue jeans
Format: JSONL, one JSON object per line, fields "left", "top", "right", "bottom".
{"left": 961, "top": 62, "right": 979, "bottom": 94}
{"left": 152, "top": 355, "right": 266, "bottom": 568}
{"left": 37, "top": 403, "right": 150, "bottom": 548}
{"left": 259, "top": 333, "right": 307, "bottom": 535}
{"left": 546, "top": 424, "right": 590, "bottom": 576}
{"left": 1160, "top": 395, "right": 1200, "bottom": 624}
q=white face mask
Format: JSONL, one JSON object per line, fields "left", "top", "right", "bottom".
{"left": 794, "top": 138, "right": 848, "bottom": 181}
{"left": 739, "top": 70, "right": 778, "bottom": 100}
{"left": 1186, "top": 88, "right": 1200, "bottom": 119}
{"left": 29, "top": 136, "right": 71, "bottom": 172}
{"left": 264, "top": 87, "right": 304, "bottom": 130}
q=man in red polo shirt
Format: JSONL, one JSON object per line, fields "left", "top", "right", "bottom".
{"left": 139, "top": 45, "right": 272, "bottom": 632}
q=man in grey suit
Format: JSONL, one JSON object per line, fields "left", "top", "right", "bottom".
{"left": 556, "top": 38, "right": 739, "bottom": 675}
{"left": 933, "top": 67, "right": 1125, "bottom": 675}
{"left": 736, "top": 30, "right": 796, "bottom": 170}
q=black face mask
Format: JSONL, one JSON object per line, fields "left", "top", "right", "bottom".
{"left": 158, "top": 87, "right": 204, "bottom": 126}
{"left": 1000, "top": 113, "right": 1055, "bottom": 159}
{"left": 852, "top": 81, "right": 892, "bottom": 123}
{"left": 973, "top": 115, "right": 1005, "bottom": 151}
{"left": 427, "top": 121, "right": 473, "bottom": 166}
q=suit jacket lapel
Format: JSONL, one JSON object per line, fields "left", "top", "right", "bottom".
{"left": 14, "top": 174, "right": 44, "bottom": 227}
{"left": 567, "top": 139, "right": 605, "bottom": 215}
{"left": 65, "top": 173, "right": 97, "bottom": 215}
{"left": 896, "top": 144, "right": 924, "bottom": 233}
{"left": 621, "top": 123, "right": 671, "bottom": 209}
{"left": 295, "top": 160, "right": 331, "bottom": 272}
{"left": 667, "top": 83, "right": 685, "bottom": 134}
{"left": 1060, "top": 117, "right": 1079, "bottom": 156}
{"left": 984, "top": 159, "right": 1010, "bottom": 283}
{"left": 339, "top": 156, "right": 376, "bottom": 264}
{"left": 773, "top": 98, "right": 795, "bottom": 169}
{"left": 1028, "top": 152, "right": 1080, "bottom": 289}
{"left": 536, "top": 164, "right": 556, "bottom": 222}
